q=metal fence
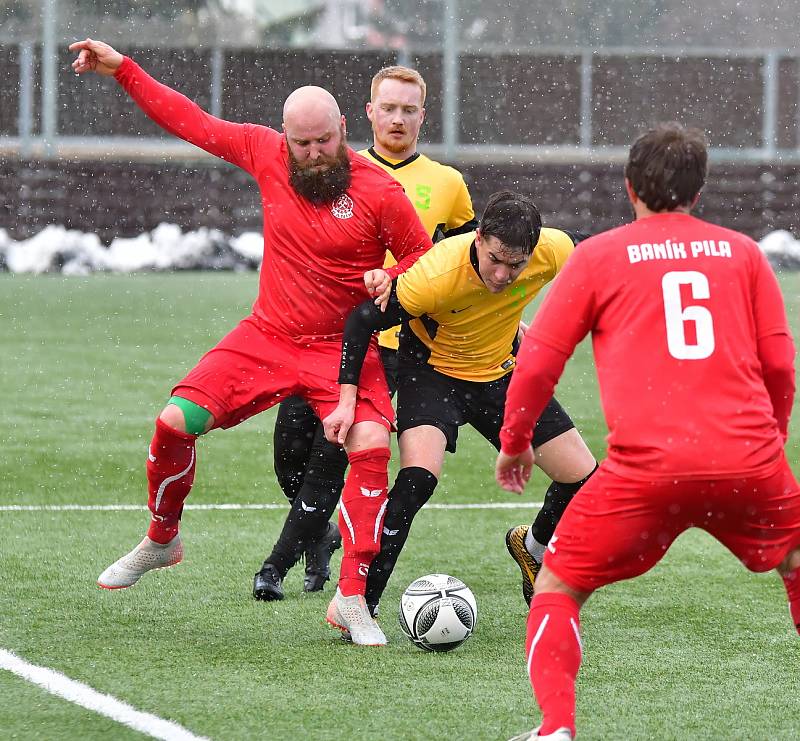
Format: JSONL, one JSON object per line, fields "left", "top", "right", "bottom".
{"left": 2, "top": 42, "right": 799, "bottom": 162}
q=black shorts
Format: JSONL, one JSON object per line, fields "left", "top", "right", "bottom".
{"left": 395, "top": 362, "right": 575, "bottom": 453}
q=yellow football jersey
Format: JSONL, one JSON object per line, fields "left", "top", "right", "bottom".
{"left": 396, "top": 228, "right": 575, "bottom": 382}
{"left": 358, "top": 147, "right": 474, "bottom": 350}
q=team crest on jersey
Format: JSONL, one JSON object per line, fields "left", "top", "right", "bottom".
{"left": 331, "top": 194, "right": 354, "bottom": 219}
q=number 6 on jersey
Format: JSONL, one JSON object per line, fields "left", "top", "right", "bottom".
{"left": 661, "top": 270, "right": 715, "bottom": 360}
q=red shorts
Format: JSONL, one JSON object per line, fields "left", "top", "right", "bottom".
{"left": 545, "top": 457, "right": 800, "bottom": 593}
{"left": 171, "top": 314, "right": 394, "bottom": 431}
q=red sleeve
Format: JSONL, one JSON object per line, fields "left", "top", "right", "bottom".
{"left": 758, "top": 332, "right": 796, "bottom": 442}
{"left": 752, "top": 248, "right": 793, "bottom": 340}
{"left": 524, "top": 249, "right": 597, "bottom": 354}
{"left": 750, "top": 249, "right": 795, "bottom": 441}
{"left": 378, "top": 182, "right": 434, "bottom": 278}
{"left": 499, "top": 250, "right": 597, "bottom": 455}
{"left": 113, "top": 56, "right": 276, "bottom": 176}
{"left": 500, "top": 340, "right": 571, "bottom": 455}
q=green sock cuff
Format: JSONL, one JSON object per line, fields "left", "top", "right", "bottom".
{"left": 168, "top": 396, "right": 212, "bottom": 435}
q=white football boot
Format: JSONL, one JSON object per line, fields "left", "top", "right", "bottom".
{"left": 97, "top": 534, "right": 183, "bottom": 589}
{"left": 508, "top": 727, "right": 572, "bottom": 741}
{"left": 326, "top": 587, "right": 387, "bottom": 646}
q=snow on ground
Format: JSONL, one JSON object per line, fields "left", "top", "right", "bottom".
{"left": 0, "top": 224, "right": 799, "bottom": 273}
{"left": 0, "top": 224, "right": 262, "bottom": 274}
{"left": 758, "top": 230, "right": 800, "bottom": 271}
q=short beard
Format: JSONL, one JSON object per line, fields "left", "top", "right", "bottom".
{"left": 288, "top": 139, "right": 352, "bottom": 205}
{"left": 376, "top": 131, "right": 413, "bottom": 155}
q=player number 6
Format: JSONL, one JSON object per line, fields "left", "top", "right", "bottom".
{"left": 661, "top": 270, "right": 715, "bottom": 360}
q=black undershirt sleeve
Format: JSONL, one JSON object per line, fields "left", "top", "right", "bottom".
{"left": 339, "top": 280, "right": 414, "bottom": 385}
{"left": 442, "top": 218, "right": 479, "bottom": 239}
{"left": 562, "top": 229, "right": 592, "bottom": 245}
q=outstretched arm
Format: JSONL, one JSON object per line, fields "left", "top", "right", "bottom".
{"left": 69, "top": 38, "right": 270, "bottom": 172}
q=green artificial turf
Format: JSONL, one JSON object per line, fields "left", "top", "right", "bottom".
{"left": 1, "top": 271, "right": 799, "bottom": 740}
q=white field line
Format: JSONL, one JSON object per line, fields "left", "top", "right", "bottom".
{"left": 1, "top": 499, "right": 540, "bottom": 735}
{"left": 0, "top": 648, "right": 209, "bottom": 741}
{"left": 0, "top": 501, "right": 542, "bottom": 512}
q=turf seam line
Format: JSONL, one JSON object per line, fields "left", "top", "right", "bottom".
{"left": 0, "top": 502, "right": 543, "bottom": 512}
{"left": 0, "top": 648, "right": 210, "bottom": 741}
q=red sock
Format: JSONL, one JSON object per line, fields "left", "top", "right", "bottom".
{"left": 337, "top": 447, "right": 390, "bottom": 597}
{"left": 782, "top": 567, "right": 800, "bottom": 635}
{"left": 526, "top": 592, "right": 582, "bottom": 737}
{"left": 145, "top": 417, "right": 197, "bottom": 544}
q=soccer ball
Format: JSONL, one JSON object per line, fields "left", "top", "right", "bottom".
{"left": 398, "top": 573, "right": 478, "bottom": 652}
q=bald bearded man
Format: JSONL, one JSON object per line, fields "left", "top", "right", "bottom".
{"left": 70, "top": 39, "right": 432, "bottom": 646}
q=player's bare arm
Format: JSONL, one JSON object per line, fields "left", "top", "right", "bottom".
{"left": 69, "top": 38, "right": 123, "bottom": 76}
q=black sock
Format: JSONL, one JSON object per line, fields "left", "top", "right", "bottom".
{"left": 530, "top": 463, "right": 598, "bottom": 549}
{"left": 364, "top": 466, "right": 438, "bottom": 607}
{"left": 272, "top": 396, "right": 319, "bottom": 502}
{"left": 264, "top": 433, "right": 348, "bottom": 576}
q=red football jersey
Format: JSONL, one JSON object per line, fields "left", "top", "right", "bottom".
{"left": 502, "top": 212, "right": 793, "bottom": 481}
{"left": 115, "top": 58, "right": 432, "bottom": 340}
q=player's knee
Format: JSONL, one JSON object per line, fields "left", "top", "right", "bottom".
{"left": 534, "top": 566, "right": 590, "bottom": 605}
{"left": 159, "top": 396, "right": 214, "bottom": 435}
{"left": 274, "top": 442, "right": 311, "bottom": 501}
{"left": 294, "top": 461, "right": 345, "bottom": 519}
{"left": 390, "top": 466, "right": 438, "bottom": 519}
{"left": 535, "top": 429, "right": 596, "bottom": 483}
{"left": 275, "top": 472, "right": 302, "bottom": 502}
{"left": 533, "top": 567, "right": 558, "bottom": 595}
{"left": 304, "top": 464, "right": 347, "bottom": 500}
{"left": 778, "top": 547, "right": 800, "bottom": 576}
{"left": 344, "top": 421, "right": 390, "bottom": 453}
{"left": 159, "top": 404, "right": 186, "bottom": 431}
{"left": 307, "top": 437, "right": 349, "bottom": 485}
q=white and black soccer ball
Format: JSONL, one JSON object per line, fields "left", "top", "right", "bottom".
{"left": 398, "top": 573, "right": 478, "bottom": 652}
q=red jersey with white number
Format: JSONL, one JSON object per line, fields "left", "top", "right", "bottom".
{"left": 114, "top": 57, "right": 432, "bottom": 340}
{"left": 503, "top": 212, "right": 791, "bottom": 481}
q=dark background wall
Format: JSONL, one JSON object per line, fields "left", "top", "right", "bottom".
{"left": 2, "top": 158, "right": 797, "bottom": 243}
{"left": 3, "top": 45, "right": 799, "bottom": 147}
{"left": 3, "top": 45, "right": 800, "bottom": 243}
